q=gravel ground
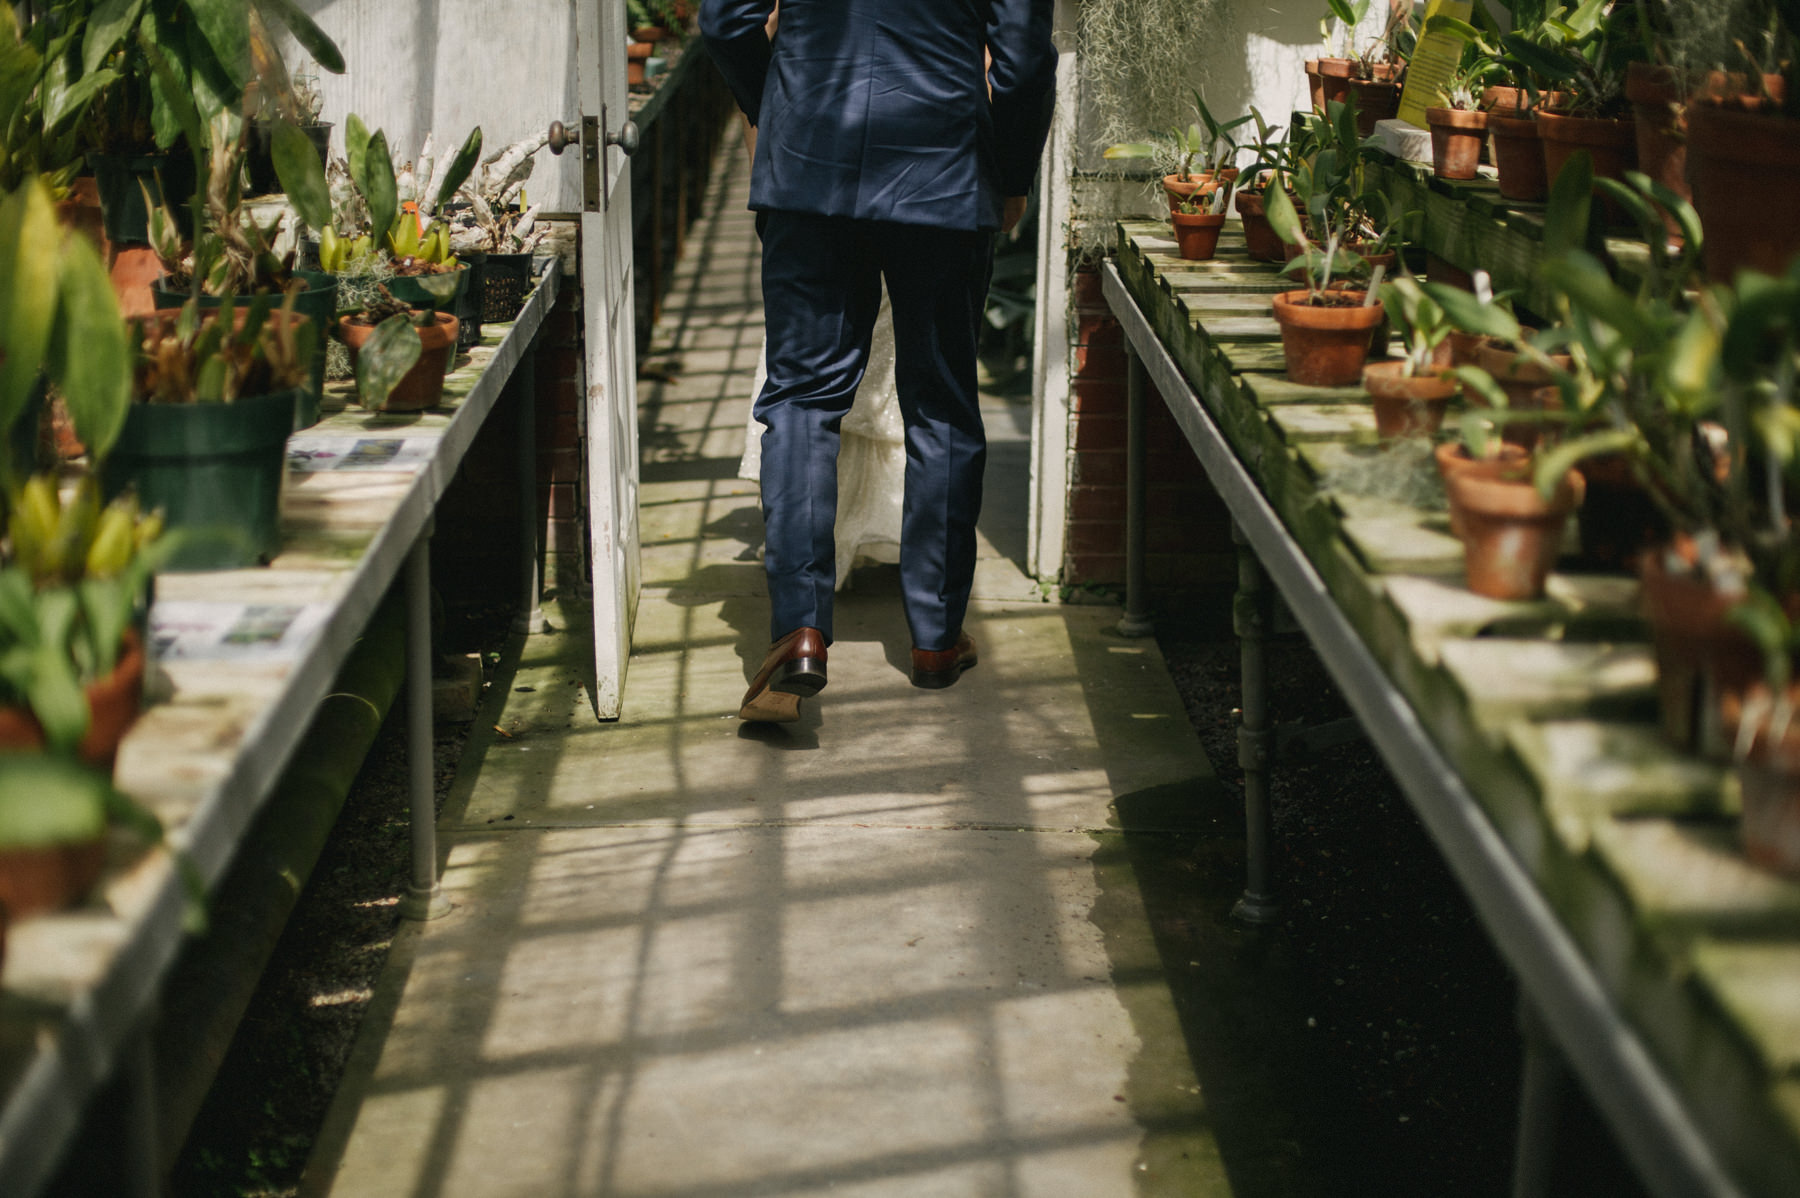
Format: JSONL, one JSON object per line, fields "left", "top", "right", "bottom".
{"left": 173, "top": 587, "right": 1650, "bottom": 1197}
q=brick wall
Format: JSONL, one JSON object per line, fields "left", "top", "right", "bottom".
{"left": 535, "top": 287, "right": 588, "bottom": 597}
{"left": 1062, "top": 262, "right": 1235, "bottom": 594}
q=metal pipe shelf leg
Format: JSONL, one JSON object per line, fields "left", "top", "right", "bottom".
{"left": 1513, "top": 996, "right": 1567, "bottom": 1198}
{"left": 1119, "top": 342, "right": 1153, "bottom": 638}
{"left": 1232, "top": 519, "right": 1280, "bottom": 925}
{"left": 514, "top": 348, "right": 546, "bottom": 634}
{"left": 401, "top": 520, "right": 452, "bottom": 921}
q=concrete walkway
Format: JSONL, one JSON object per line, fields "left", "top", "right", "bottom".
{"left": 304, "top": 150, "right": 1237, "bottom": 1198}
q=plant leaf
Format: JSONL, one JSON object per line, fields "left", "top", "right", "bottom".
{"left": 252, "top": 0, "right": 345, "bottom": 74}
{"left": 1542, "top": 148, "right": 1592, "bottom": 260}
{"left": 180, "top": 0, "right": 251, "bottom": 91}
{"left": 431, "top": 126, "right": 483, "bottom": 213}
{"left": 47, "top": 233, "right": 131, "bottom": 462}
{"left": 82, "top": 0, "right": 146, "bottom": 76}
{"left": 1531, "top": 427, "right": 1639, "bottom": 501}
{"left": 0, "top": 183, "right": 59, "bottom": 455}
{"left": 271, "top": 118, "right": 332, "bottom": 230}
{"left": 358, "top": 128, "right": 397, "bottom": 249}
{"left": 0, "top": 755, "right": 113, "bottom": 848}
{"left": 1425, "top": 282, "right": 1521, "bottom": 343}
{"left": 355, "top": 313, "right": 423, "bottom": 408}
{"left": 1264, "top": 181, "right": 1304, "bottom": 246}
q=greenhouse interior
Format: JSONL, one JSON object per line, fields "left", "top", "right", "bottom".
{"left": 1, "top": 0, "right": 1798, "bottom": 1194}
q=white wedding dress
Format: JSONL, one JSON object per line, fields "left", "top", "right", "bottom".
{"left": 739, "top": 291, "right": 906, "bottom": 587}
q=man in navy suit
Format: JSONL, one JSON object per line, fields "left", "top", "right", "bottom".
{"left": 701, "top": 0, "right": 1058, "bottom": 723}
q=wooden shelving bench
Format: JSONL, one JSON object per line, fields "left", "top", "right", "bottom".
{"left": 1106, "top": 207, "right": 1800, "bottom": 1197}
{"left": 0, "top": 263, "right": 562, "bottom": 1197}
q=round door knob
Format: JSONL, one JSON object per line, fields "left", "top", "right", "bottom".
{"left": 607, "top": 120, "right": 641, "bottom": 157}
{"left": 548, "top": 120, "right": 578, "bottom": 154}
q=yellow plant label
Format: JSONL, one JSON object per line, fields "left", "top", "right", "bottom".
{"left": 1396, "top": 0, "right": 1475, "bottom": 128}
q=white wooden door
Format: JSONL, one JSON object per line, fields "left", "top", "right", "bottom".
{"left": 574, "top": 0, "right": 641, "bottom": 718}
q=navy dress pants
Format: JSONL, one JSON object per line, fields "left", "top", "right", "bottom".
{"left": 755, "top": 210, "right": 993, "bottom": 652}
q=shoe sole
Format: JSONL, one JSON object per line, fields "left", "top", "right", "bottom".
{"left": 910, "top": 657, "right": 976, "bottom": 690}
{"left": 739, "top": 657, "right": 827, "bottom": 722}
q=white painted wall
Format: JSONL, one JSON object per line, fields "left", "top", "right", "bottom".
{"left": 274, "top": 0, "right": 585, "bottom": 212}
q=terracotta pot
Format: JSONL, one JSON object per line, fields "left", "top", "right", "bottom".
{"left": 1446, "top": 467, "right": 1584, "bottom": 600}
{"left": 1624, "top": 62, "right": 1691, "bottom": 239}
{"left": 1305, "top": 60, "right": 1326, "bottom": 111}
{"left": 1572, "top": 452, "right": 1668, "bottom": 573}
{"left": 1433, "top": 440, "right": 1531, "bottom": 539}
{"left": 1481, "top": 86, "right": 1571, "bottom": 117}
{"left": 0, "top": 630, "right": 145, "bottom": 774}
{"left": 1447, "top": 329, "right": 1485, "bottom": 367}
{"left": 1687, "top": 101, "right": 1800, "bottom": 284}
{"left": 627, "top": 39, "right": 653, "bottom": 86}
{"left": 1639, "top": 540, "right": 1769, "bottom": 756}
{"left": 335, "top": 311, "right": 461, "bottom": 412}
{"left": 1426, "top": 107, "right": 1488, "bottom": 180}
{"left": 1474, "top": 342, "right": 1569, "bottom": 449}
{"left": 1316, "top": 58, "right": 1355, "bottom": 109}
{"left": 1426, "top": 252, "right": 1476, "bottom": 292}
{"left": 1271, "top": 290, "right": 1384, "bottom": 386}
{"left": 53, "top": 176, "right": 107, "bottom": 256}
{"left": 1362, "top": 361, "right": 1455, "bottom": 439}
{"left": 1727, "top": 702, "right": 1800, "bottom": 878}
{"left": 1348, "top": 79, "right": 1402, "bottom": 137}
{"left": 0, "top": 839, "right": 108, "bottom": 921}
{"left": 1170, "top": 210, "right": 1227, "bottom": 260}
{"left": 1488, "top": 113, "right": 1548, "bottom": 201}
{"left": 1235, "top": 191, "right": 1284, "bottom": 262}
{"left": 1536, "top": 110, "right": 1637, "bottom": 223}
{"left": 1163, "top": 169, "right": 1237, "bottom": 215}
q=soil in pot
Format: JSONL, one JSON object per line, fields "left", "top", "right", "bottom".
{"left": 1536, "top": 110, "right": 1637, "bottom": 224}
{"left": 1446, "top": 466, "right": 1584, "bottom": 600}
{"left": 336, "top": 311, "right": 461, "bottom": 412}
{"left": 1426, "top": 107, "right": 1488, "bottom": 180}
{"left": 1235, "top": 192, "right": 1285, "bottom": 262}
{"left": 1488, "top": 113, "right": 1548, "bottom": 201}
{"left": 1271, "top": 290, "right": 1384, "bottom": 387}
{"left": 1687, "top": 101, "right": 1800, "bottom": 283}
{"left": 0, "top": 629, "right": 146, "bottom": 775}
{"left": 1171, "top": 210, "right": 1227, "bottom": 260}
{"left": 102, "top": 389, "right": 299, "bottom": 571}
{"left": 1362, "top": 361, "right": 1455, "bottom": 439}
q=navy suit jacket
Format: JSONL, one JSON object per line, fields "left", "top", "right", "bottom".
{"left": 700, "top": 0, "right": 1057, "bottom": 231}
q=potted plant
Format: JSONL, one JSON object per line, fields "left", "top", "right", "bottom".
{"left": 142, "top": 110, "right": 338, "bottom": 429}
{"left": 245, "top": 70, "right": 331, "bottom": 198}
{"left": 1170, "top": 188, "right": 1228, "bottom": 261}
{"left": 68, "top": 0, "right": 344, "bottom": 247}
{"left": 1105, "top": 90, "right": 1249, "bottom": 213}
{"left": 1422, "top": 32, "right": 1501, "bottom": 180}
{"left": 0, "top": 176, "right": 135, "bottom": 490}
{"left": 0, "top": 754, "right": 167, "bottom": 928}
{"left": 334, "top": 286, "right": 460, "bottom": 413}
{"left": 299, "top": 116, "right": 482, "bottom": 348}
{"left": 1684, "top": 0, "right": 1800, "bottom": 281}
{"left": 1309, "top": 0, "right": 1371, "bottom": 110}
{"left": 1364, "top": 276, "right": 1458, "bottom": 438}
{"left": 105, "top": 294, "right": 313, "bottom": 570}
{"left": 1346, "top": 0, "right": 1415, "bottom": 135}
{"left": 446, "top": 132, "right": 553, "bottom": 325}
{"left": 1234, "top": 108, "right": 1308, "bottom": 263}
{"left": 1264, "top": 180, "right": 1383, "bottom": 387}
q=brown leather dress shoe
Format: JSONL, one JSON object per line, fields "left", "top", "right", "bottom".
{"left": 910, "top": 631, "right": 977, "bottom": 689}
{"left": 739, "top": 627, "right": 828, "bottom": 722}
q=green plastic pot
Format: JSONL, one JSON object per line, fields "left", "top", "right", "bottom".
{"left": 86, "top": 150, "right": 196, "bottom": 246}
{"left": 101, "top": 388, "right": 297, "bottom": 571}
{"left": 147, "top": 274, "right": 338, "bottom": 430}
